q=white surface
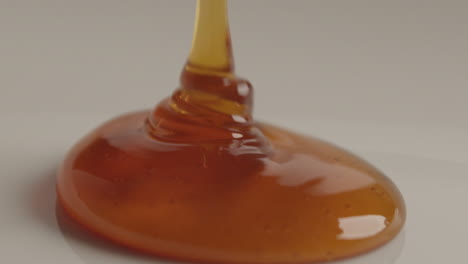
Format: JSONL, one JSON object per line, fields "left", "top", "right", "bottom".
{"left": 1, "top": 1, "right": 468, "bottom": 263}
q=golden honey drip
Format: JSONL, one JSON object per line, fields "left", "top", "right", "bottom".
{"left": 188, "top": 0, "right": 233, "bottom": 75}
{"left": 57, "top": 1, "right": 405, "bottom": 263}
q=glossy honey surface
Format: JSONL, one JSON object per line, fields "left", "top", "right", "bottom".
{"left": 57, "top": 0, "right": 405, "bottom": 263}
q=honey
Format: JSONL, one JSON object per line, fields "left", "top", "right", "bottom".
{"left": 57, "top": 0, "right": 405, "bottom": 263}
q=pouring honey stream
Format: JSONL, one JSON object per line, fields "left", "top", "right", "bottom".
{"left": 57, "top": 1, "right": 406, "bottom": 263}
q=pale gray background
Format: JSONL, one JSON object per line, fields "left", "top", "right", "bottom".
{"left": 1, "top": 1, "right": 467, "bottom": 263}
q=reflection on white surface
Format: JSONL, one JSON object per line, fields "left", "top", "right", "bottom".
{"left": 338, "top": 215, "right": 387, "bottom": 240}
